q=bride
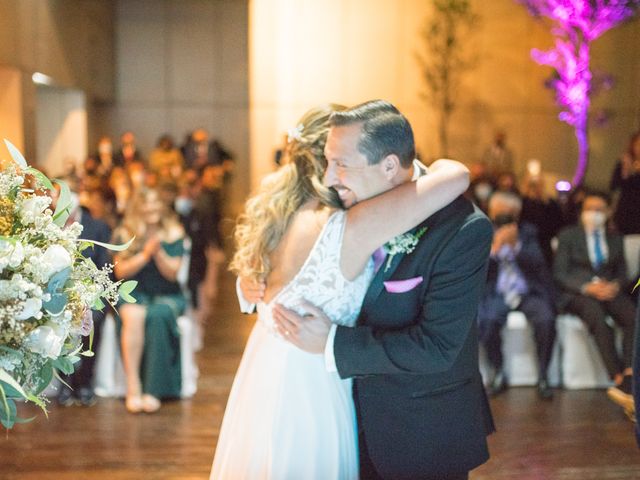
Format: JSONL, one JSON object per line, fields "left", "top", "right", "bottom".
{"left": 210, "top": 103, "right": 470, "bottom": 479}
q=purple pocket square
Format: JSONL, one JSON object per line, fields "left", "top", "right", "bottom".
{"left": 383, "top": 276, "right": 423, "bottom": 293}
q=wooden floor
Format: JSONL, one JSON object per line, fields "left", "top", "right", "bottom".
{"left": 3, "top": 268, "right": 640, "bottom": 479}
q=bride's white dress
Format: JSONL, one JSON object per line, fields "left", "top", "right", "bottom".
{"left": 210, "top": 211, "right": 374, "bottom": 480}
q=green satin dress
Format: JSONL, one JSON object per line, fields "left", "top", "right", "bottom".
{"left": 117, "top": 239, "right": 186, "bottom": 399}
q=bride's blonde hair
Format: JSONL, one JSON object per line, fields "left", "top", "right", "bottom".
{"left": 230, "top": 104, "right": 345, "bottom": 281}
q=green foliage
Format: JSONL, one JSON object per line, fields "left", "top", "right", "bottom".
{"left": 118, "top": 280, "right": 138, "bottom": 304}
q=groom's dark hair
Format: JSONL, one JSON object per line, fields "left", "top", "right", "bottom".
{"left": 329, "top": 99, "right": 415, "bottom": 168}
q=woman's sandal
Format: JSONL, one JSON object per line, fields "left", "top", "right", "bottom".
{"left": 125, "top": 395, "right": 143, "bottom": 414}
{"left": 142, "top": 394, "right": 161, "bottom": 413}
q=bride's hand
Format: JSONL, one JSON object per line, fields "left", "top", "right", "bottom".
{"left": 272, "top": 301, "right": 332, "bottom": 354}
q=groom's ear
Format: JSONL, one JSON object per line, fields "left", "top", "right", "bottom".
{"left": 380, "top": 154, "right": 400, "bottom": 180}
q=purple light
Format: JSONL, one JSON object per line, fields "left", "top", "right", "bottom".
{"left": 555, "top": 180, "right": 572, "bottom": 192}
{"left": 517, "top": 0, "right": 640, "bottom": 187}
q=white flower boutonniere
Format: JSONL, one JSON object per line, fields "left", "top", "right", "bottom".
{"left": 383, "top": 226, "right": 428, "bottom": 272}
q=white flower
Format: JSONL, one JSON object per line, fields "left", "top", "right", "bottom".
{"left": 382, "top": 227, "right": 428, "bottom": 272}
{"left": 16, "top": 297, "right": 43, "bottom": 320}
{"left": 25, "top": 322, "right": 67, "bottom": 359}
{"left": 41, "top": 244, "right": 72, "bottom": 280}
{"left": 287, "top": 123, "right": 304, "bottom": 143}
{"left": 19, "top": 196, "right": 51, "bottom": 225}
{"left": 0, "top": 240, "right": 24, "bottom": 272}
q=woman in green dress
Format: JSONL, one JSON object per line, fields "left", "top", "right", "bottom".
{"left": 113, "top": 187, "right": 186, "bottom": 413}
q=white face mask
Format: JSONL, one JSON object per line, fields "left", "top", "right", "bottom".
{"left": 581, "top": 210, "right": 607, "bottom": 230}
{"left": 474, "top": 183, "right": 493, "bottom": 202}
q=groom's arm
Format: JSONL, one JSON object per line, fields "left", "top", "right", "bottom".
{"left": 334, "top": 214, "right": 492, "bottom": 378}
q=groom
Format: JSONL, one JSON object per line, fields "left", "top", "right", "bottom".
{"left": 244, "top": 100, "right": 494, "bottom": 479}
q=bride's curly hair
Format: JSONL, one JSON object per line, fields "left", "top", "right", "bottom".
{"left": 230, "top": 104, "right": 345, "bottom": 281}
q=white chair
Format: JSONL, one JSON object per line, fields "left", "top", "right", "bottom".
{"left": 479, "top": 311, "right": 561, "bottom": 387}
{"left": 623, "top": 234, "right": 640, "bottom": 282}
{"left": 555, "top": 314, "right": 615, "bottom": 389}
{"left": 94, "top": 312, "right": 199, "bottom": 398}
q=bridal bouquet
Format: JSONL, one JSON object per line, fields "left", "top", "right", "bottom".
{"left": 0, "top": 140, "right": 136, "bottom": 429}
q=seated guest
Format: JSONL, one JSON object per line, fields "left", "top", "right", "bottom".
{"left": 149, "top": 134, "right": 184, "bottom": 181}
{"left": 113, "top": 131, "right": 143, "bottom": 168}
{"left": 553, "top": 190, "right": 635, "bottom": 405}
{"left": 520, "top": 175, "right": 564, "bottom": 267}
{"left": 56, "top": 191, "right": 112, "bottom": 406}
{"left": 478, "top": 192, "right": 557, "bottom": 399}
{"left": 113, "top": 187, "right": 186, "bottom": 413}
{"left": 610, "top": 130, "right": 640, "bottom": 234}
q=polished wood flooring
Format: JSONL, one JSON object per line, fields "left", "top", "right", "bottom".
{"left": 2, "top": 269, "right": 640, "bottom": 479}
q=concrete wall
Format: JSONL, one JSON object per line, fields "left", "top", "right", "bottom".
{"left": 249, "top": 0, "right": 640, "bottom": 190}
{"left": 112, "top": 0, "right": 250, "bottom": 211}
{"left": 0, "top": 0, "right": 115, "bottom": 163}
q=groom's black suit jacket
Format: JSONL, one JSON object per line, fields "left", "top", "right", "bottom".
{"left": 334, "top": 195, "right": 495, "bottom": 478}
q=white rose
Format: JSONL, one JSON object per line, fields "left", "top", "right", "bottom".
{"left": 25, "top": 322, "right": 66, "bottom": 359}
{"left": 41, "top": 245, "right": 73, "bottom": 281}
{"left": 0, "top": 239, "right": 22, "bottom": 272}
{"left": 19, "top": 196, "right": 50, "bottom": 224}
{"left": 16, "top": 297, "right": 43, "bottom": 320}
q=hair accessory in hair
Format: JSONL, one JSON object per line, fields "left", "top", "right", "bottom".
{"left": 287, "top": 123, "right": 304, "bottom": 143}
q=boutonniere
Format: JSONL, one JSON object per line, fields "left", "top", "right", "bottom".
{"left": 383, "top": 226, "right": 428, "bottom": 272}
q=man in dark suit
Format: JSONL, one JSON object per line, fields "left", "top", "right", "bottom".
{"left": 269, "top": 100, "right": 494, "bottom": 479}
{"left": 478, "top": 191, "right": 556, "bottom": 399}
{"left": 553, "top": 190, "right": 635, "bottom": 407}
{"left": 57, "top": 193, "right": 112, "bottom": 406}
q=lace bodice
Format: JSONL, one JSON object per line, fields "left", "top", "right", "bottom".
{"left": 257, "top": 210, "right": 374, "bottom": 336}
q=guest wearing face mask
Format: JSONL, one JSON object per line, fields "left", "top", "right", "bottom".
{"left": 478, "top": 192, "right": 556, "bottom": 399}
{"left": 553, "top": 191, "right": 636, "bottom": 406}
{"left": 467, "top": 163, "right": 494, "bottom": 214}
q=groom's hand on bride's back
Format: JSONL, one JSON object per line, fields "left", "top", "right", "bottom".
{"left": 272, "top": 301, "right": 332, "bottom": 354}
{"left": 239, "top": 276, "right": 266, "bottom": 304}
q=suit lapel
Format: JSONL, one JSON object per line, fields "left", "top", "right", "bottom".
{"left": 361, "top": 247, "right": 405, "bottom": 312}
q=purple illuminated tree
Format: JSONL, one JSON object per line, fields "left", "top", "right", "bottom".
{"left": 517, "top": 0, "right": 640, "bottom": 186}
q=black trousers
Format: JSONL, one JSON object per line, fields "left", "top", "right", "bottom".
{"left": 478, "top": 293, "right": 556, "bottom": 378}
{"left": 61, "top": 310, "right": 105, "bottom": 391}
{"left": 357, "top": 386, "right": 469, "bottom": 480}
{"left": 566, "top": 292, "right": 636, "bottom": 378}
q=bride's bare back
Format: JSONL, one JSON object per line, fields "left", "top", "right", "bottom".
{"left": 262, "top": 202, "right": 334, "bottom": 304}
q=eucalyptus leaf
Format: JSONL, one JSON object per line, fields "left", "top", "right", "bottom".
{"left": 92, "top": 297, "right": 106, "bottom": 310}
{"left": 76, "top": 236, "right": 135, "bottom": 252}
{"left": 0, "top": 381, "right": 23, "bottom": 399}
{"left": 4, "top": 139, "right": 28, "bottom": 169}
{"left": 32, "top": 362, "right": 54, "bottom": 396}
{"left": 52, "top": 357, "right": 75, "bottom": 376}
{"left": 52, "top": 179, "right": 72, "bottom": 227}
{"left": 43, "top": 292, "right": 68, "bottom": 316}
{"left": 26, "top": 167, "right": 54, "bottom": 191}
{"left": 119, "top": 280, "right": 138, "bottom": 303}
{"left": 0, "top": 396, "right": 17, "bottom": 429}
{"left": 47, "top": 267, "right": 71, "bottom": 293}
{"left": 0, "top": 368, "right": 29, "bottom": 401}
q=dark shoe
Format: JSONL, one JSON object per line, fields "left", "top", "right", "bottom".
{"left": 77, "top": 387, "right": 97, "bottom": 407}
{"left": 607, "top": 374, "right": 634, "bottom": 411}
{"left": 488, "top": 370, "right": 508, "bottom": 397}
{"left": 57, "top": 386, "right": 76, "bottom": 407}
{"left": 537, "top": 378, "right": 553, "bottom": 400}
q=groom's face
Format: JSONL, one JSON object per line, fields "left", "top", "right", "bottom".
{"left": 324, "top": 123, "right": 393, "bottom": 208}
